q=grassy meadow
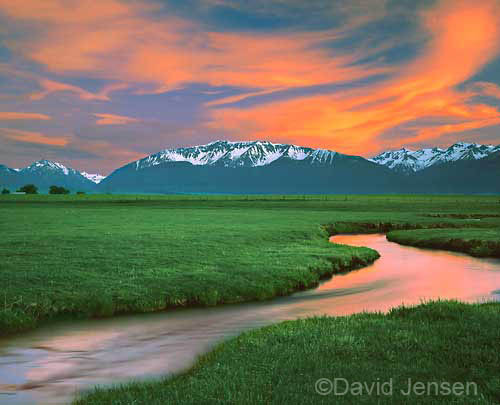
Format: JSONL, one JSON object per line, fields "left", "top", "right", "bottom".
{"left": 1, "top": 194, "right": 500, "bottom": 335}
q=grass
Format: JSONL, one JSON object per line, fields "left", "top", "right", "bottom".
{"left": 2, "top": 194, "right": 500, "bottom": 403}
{"left": 75, "top": 300, "right": 500, "bottom": 404}
{"left": 387, "top": 228, "right": 500, "bottom": 257}
{"left": 1, "top": 194, "right": 500, "bottom": 336}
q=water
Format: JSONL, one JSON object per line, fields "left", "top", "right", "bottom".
{"left": 1, "top": 234, "right": 499, "bottom": 404}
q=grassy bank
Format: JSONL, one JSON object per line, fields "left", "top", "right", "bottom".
{"left": 1, "top": 194, "right": 499, "bottom": 335}
{"left": 387, "top": 228, "right": 500, "bottom": 257}
{"left": 75, "top": 301, "right": 500, "bottom": 404}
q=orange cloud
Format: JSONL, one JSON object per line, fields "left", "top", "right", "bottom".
{"left": 0, "top": 0, "right": 392, "bottom": 94}
{"left": 0, "top": 128, "right": 68, "bottom": 146}
{"left": 93, "top": 113, "right": 139, "bottom": 125}
{"left": 206, "top": 0, "right": 500, "bottom": 154}
{"left": 0, "top": 112, "right": 51, "bottom": 120}
{"left": 1, "top": 0, "right": 499, "bottom": 157}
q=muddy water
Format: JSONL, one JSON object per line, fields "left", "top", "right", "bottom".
{"left": 1, "top": 234, "right": 499, "bottom": 404}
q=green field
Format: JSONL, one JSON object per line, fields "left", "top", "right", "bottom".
{"left": 2, "top": 194, "right": 500, "bottom": 404}
{"left": 76, "top": 301, "right": 500, "bottom": 404}
{"left": 1, "top": 194, "right": 500, "bottom": 335}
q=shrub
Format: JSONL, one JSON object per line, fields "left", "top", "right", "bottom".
{"left": 76, "top": 191, "right": 86, "bottom": 195}
{"left": 1, "top": 188, "right": 9, "bottom": 194}
{"left": 17, "top": 184, "right": 38, "bottom": 194}
{"left": 49, "top": 185, "right": 70, "bottom": 194}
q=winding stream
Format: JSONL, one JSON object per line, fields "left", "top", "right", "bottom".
{"left": 1, "top": 234, "right": 499, "bottom": 404}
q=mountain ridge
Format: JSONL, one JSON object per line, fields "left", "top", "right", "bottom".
{"left": 1, "top": 140, "right": 499, "bottom": 193}
{"left": 133, "top": 140, "right": 340, "bottom": 170}
{"left": 0, "top": 160, "right": 102, "bottom": 191}
{"left": 370, "top": 141, "right": 500, "bottom": 173}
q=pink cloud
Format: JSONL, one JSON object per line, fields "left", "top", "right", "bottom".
{"left": 93, "top": 113, "right": 139, "bottom": 125}
{"left": 0, "top": 128, "right": 68, "bottom": 146}
{"left": 0, "top": 112, "right": 51, "bottom": 120}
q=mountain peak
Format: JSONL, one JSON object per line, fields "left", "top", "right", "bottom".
{"left": 371, "top": 142, "right": 500, "bottom": 173}
{"left": 19, "top": 160, "right": 99, "bottom": 182}
{"left": 451, "top": 141, "right": 476, "bottom": 147}
{"left": 25, "top": 160, "right": 70, "bottom": 175}
{"left": 134, "top": 140, "right": 339, "bottom": 170}
{"left": 0, "top": 160, "right": 99, "bottom": 191}
{"left": 81, "top": 172, "right": 105, "bottom": 183}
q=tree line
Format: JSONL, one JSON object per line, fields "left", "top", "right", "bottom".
{"left": 1, "top": 184, "right": 86, "bottom": 195}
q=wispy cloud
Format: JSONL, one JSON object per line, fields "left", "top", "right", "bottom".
{"left": 0, "top": 112, "right": 51, "bottom": 120}
{"left": 0, "top": 128, "right": 68, "bottom": 146}
{"left": 0, "top": 64, "right": 127, "bottom": 102}
{"left": 30, "top": 80, "right": 128, "bottom": 101}
{"left": 94, "top": 113, "right": 139, "bottom": 125}
{"left": 204, "top": 88, "right": 286, "bottom": 107}
{"left": 467, "top": 81, "right": 500, "bottom": 100}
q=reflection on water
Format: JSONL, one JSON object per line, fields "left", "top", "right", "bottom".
{"left": 1, "top": 234, "right": 499, "bottom": 404}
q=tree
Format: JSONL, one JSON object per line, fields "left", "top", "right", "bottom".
{"left": 49, "top": 185, "right": 70, "bottom": 194}
{"left": 1, "top": 188, "right": 10, "bottom": 194}
{"left": 17, "top": 184, "right": 38, "bottom": 194}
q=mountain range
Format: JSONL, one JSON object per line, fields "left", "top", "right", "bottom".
{"left": 370, "top": 142, "right": 500, "bottom": 173}
{"left": 1, "top": 141, "right": 499, "bottom": 194}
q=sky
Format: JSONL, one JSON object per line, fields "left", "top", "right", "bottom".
{"left": 1, "top": 0, "right": 500, "bottom": 174}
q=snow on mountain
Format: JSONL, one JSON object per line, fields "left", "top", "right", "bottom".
{"left": 0, "top": 159, "right": 99, "bottom": 191}
{"left": 2, "top": 160, "right": 102, "bottom": 183}
{"left": 133, "top": 140, "right": 339, "bottom": 170}
{"left": 18, "top": 160, "right": 101, "bottom": 183}
{"left": 20, "top": 159, "right": 76, "bottom": 176}
{"left": 81, "top": 172, "right": 105, "bottom": 183}
{"left": 370, "top": 142, "right": 500, "bottom": 173}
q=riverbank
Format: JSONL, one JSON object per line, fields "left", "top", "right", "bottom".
{"left": 1, "top": 195, "right": 499, "bottom": 336}
{"left": 387, "top": 228, "right": 500, "bottom": 258}
{"left": 75, "top": 300, "right": 500, "bottom": 404}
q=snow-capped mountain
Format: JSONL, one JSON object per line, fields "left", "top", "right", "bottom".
{"left": 81, "top": 172, "right": 105, "bottom": 184}
{"left": 2, "top": 140, "right": 500, "bottom": 194}
{"left": 20, "top": 159, "right": 81, "bottom": 176}
{"left": 100, "top": 140, "right": 402, "bottom": 194}
{"left": 370, "top": 142, "right": 500, "bottom": 173}
{"left": 0, "top": 160, "right": 97, "bottom": 191}
{"left": 20, "top": 161, "right": 105, "bottom": 183}
{"left": 133, "top": 140, "right": 339, "bottom": 170}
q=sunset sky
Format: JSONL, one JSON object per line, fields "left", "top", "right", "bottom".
{"left": 1, "top": 0, "right": 500, "bottom": 174}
